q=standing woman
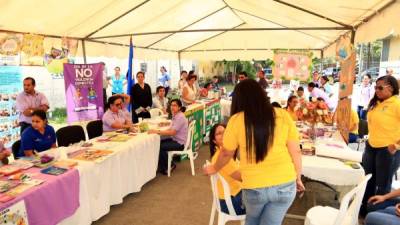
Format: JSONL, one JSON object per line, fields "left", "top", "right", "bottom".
{"left": 204, "top": 79, "right": 304, "bottom": 225}
{"left": 357, "top": 74, "right": 374, "bottom": 120}
{"left": 178, "top": 70, "right": 188, "bottom": 94}
{"left": 361, "top": 75, "right": 400, "bottom": 216}
{"left": 130, "top": 71, "right": 152, "bottom": 123}
{"left": 20, "top": 110, "right": 56, "bottom": 157}
{"left": 110, "top": 66, "right": 126, "bottom": 95}
{"left": 159, "top": 66, "right": 171, "bottom": 96}
{"left": 182, "top": 74, "right": 198, "bottom": 105}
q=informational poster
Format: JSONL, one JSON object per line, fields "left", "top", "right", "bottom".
{"left": 0, "top": 66, "right": 22, "bottom": 148}
{"left": 64, "top": 63, "right": 104, "bottom": 123}
{"left": 20, "top": 34, "right": 44, "bottom": 66}
{"left": 0, "top": 33, "right": 23, "bottom": 66}
{"left": 0, "top": 200, "right": 29, "bottom": 225}
{"left": 336, "top": 98, "right": 351, "bottom": 143}
{"left": 44, "top": 38, "right": 78, "bottom": 79}
{"left": 339, "top": 52, "right": 356, "bottom": 98}
{"left": 273, "top": 51, "right": 311, "bottom": 81}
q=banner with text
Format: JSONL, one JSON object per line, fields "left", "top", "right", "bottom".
{"left": 64, "top": 63, "right": 104, "bottom": 124}
{"left": 0, "top": 66, "right": 22, "bottom": 147}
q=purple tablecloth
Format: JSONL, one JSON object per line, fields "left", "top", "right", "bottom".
{"left": 0, "top": 168, "right": 80, "bottom": 225}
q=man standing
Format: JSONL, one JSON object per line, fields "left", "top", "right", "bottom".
{"left": 257, "top": 70, "right": 268, "bottom": 89}
{"left": 16, "top": 77, "right": 49, "bottom": 133}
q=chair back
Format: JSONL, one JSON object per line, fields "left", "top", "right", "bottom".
{"left": 56, "top": 125, "right": 86, "bottom": 147}
{"left": 206, "top": 160, "right": 238, "bottom": 216}
{"left": 150, "top": 108, "right": 163, "bottom": 118}
{"left": 86, "top": 120, "right": 103, "bottom": 139}
{"left": 358, "top": 120, "right": 368, "bottom": 138}
{"left": 184, "top": 121, "right": 195, "bottom": 152}
{"left": 333, "top": 174, "right": 372, "bottom": 225}
{"left": 11, "top": 140, "right": 21, "bottom": 160}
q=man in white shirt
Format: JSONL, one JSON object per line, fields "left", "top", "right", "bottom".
{"left": 16, "top": 77, "right": 49, "bottom": 133}
{"left": 307, "top": 82, "right": 334, "bottom": 110}
{"left": 152, "top": 86, "right": 168, "bottom": 114}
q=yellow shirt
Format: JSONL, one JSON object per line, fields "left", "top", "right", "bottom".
{"left": 368, "top": 96, "right": 400, "bottom": 148}
{"left": 350, "top": 110, "right": 359, "bottom": 135}
{"left": 286, "top": 108, "right": 298, "bottom": 121}
{"left": 211, "top": 147, "right": 241, "bottom": 199}
{"left": 223, "top": 108, "right": 298, "bottom": 189}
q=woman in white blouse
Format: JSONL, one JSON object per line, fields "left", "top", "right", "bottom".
{"left": 357, "top": 74, "right": 374, "bottom": 120}
{"left": 182, "top": 74, "right": 198, "bottom": 105}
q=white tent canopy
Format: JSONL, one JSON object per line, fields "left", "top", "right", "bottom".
{"left": 0, "top": 0, "right": 397, "bottom": 60}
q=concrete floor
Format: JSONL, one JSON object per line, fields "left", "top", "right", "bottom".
{"left": 93, "top": 145, "right": 341, "bottom": 225}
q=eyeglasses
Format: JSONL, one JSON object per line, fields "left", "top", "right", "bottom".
{"left": 375, "top": 85, "right": 390, "bottom": 91}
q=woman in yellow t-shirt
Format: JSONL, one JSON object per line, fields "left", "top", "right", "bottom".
{"left": 360, "top": 75, "right": 400, "bottom": 217}
{"left": 286, "top": 95, "right": 302, "bottom": 121}
{"left": 348, "top": 109, "right": 359, "bottom": 143}
{"left": 209, "top": 123, "right": 245, "bottom": 215}
{"left": 204, "top": 79, "right": 305, "bottom": 225}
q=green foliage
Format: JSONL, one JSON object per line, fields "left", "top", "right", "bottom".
{"left": 214, "top": 59, "right": 273, "bottom": 81}
{"left": 49, "top": 107, "right": 67, "bottom": 124}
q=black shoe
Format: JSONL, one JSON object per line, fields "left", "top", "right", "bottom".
{"left": 160, "top": 164, "right": 176, "bottom": 176}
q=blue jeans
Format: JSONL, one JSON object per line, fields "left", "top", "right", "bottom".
{"left": 368, "top": 198, "right": 400, "bottom": 212}
{"left": 357, "top": 105, "right": 367, "bottom": 120}
{"left": 365, "top": 206, "right": 400, "bottom": 225}
{"left": 349, "top": 133, "right": 358, "bottom": 143}
{"left": 361, "top": 142, "right": 400, "bottom": 216}
{"left": 219, "top": 191, "right": 246, "bottom": 215}
{"left": 242, "top": 181, "right": 296, "bottom": 225}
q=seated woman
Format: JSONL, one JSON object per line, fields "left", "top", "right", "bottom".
{"left": 209, "top": 123, "right": 245, "bottom": 215}
{"left": 0, "top": 139, "right": 10, "bottom": 165}
{"left": 286, "top": 95, "right": 302, "bottom": 121}
{"left": 200, "top": 83, "right": 213, "bottom": 98}
{"left": 148, "top": 99, "right": 188, "bottom": 175}
{"left": 349, "top": 109, "right": 359, "bottom": 143}
{"left": 102, "top": 95, "right": 133, "bottom": 132}
{"left": 182, "top": 74, "right": 198, "bottom": 105}
{"left": 20, "top": 110, "right": 56, "bottom": 157}
{"left": 152, "top": 86, "right": 168, "bottom": 114}
{"left": 365, "top": 188, "right": 400, "bottom": 225}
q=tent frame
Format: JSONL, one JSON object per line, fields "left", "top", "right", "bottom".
{"left": 1, "top": 0, "right": 397, "bottom": 61}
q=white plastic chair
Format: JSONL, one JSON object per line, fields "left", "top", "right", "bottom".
{"left": 305, "top": 174, "right": 372, "bottom": 225}
{"left": 207, "top": 161, "right": 245, "bottom": 225}
{"left": 167, "top": 121, "right": 196, "bottom": 177}
{"left": 150, "top": 108, "right": 163, "bottom": 118}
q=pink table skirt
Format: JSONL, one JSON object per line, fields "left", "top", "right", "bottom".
{"left": 0, "top": 168, "right": 80, "bottom": 225}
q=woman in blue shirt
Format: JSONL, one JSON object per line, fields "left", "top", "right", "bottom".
{"left": 20, "top": 110, "right": 57, "bottom": 157}
{"left": 111, "top": 66, "right": 125, "bottom": 95}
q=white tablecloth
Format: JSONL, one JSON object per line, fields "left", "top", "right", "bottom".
{"left": 58, "top": 133, "right": 160, "bottom": 225}
{"left": 302, "top": 155, "right": 365, "bottom": 186}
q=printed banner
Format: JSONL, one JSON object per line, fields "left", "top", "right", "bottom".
{"left": 20, "top": 34, "right": 44, "bottom": 66}
{"left": 64, "top": 63, "right": 104, "bottom": 123}
{"left": 45, "top": 38, "right": 78, "bottom": 79}
{"left": 273, "top": 51, "right": 311, "bottom": 81}
{"left": 0, "top": 200, "right": 29, "bottom": 225}
{"left": 0, "top": 33, "right": 23, "bottom": 66}
{"left": 336, "top": 98, "right": 351, "bottom": 143}
{"left": 0, "top": 66, "right": 22, "bottom": 148}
